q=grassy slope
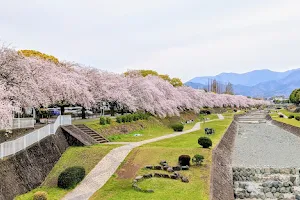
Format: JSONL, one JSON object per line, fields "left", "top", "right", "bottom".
{"left": 90, "top": 117, "right": 233, "bottom": 200}
{"left": 270, "top": 109, "right": 300, "bottom": 127}
{"left": 77, "top": 113, "right": 200, "bottom": 142}
{"left": 15, "top": 144, "right": 121, "bottom": 200}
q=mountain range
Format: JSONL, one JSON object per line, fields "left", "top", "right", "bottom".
{"left": 185, "top": 69, "right": 300, "bottom": 98}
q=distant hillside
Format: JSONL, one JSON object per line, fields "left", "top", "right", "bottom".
{"left": 186, "top": 68, "right": 300, "bottom": 97}
{"left": 188, "top": 69, "right": 297, "bottom": 87}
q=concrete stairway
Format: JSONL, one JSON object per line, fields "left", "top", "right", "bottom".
{"left": 237, "top": 111, "right": 267, "bottom": 124}
{"left": 75, "top": 124, "right": 108, "bottom": 143}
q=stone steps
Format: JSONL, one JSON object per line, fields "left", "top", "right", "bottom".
{"left": 75, "top": 124, "right": 109, "bottom": 143}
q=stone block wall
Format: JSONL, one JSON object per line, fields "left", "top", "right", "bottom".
{"left": 233, "top": 167, "right": 300, "bottom": 199}
{"left": 0, "top": 128, "right": 69, "bottom": 200}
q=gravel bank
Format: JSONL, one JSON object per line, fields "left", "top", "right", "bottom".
{"left": 232, "top": 122, "right": 300, "bottom": 168}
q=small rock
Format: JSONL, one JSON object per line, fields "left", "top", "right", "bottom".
{"left": 296, "top": 194, "right": 300, "bottom": 200}
{"left": 265, "top": 192, "right": 273, "bottom": 198}
{"left": 234, "top": 182, "right": 239, "bottom": 188}
{"left": 274, "top": 192, "right": 280, "bottom": 198}
{"left": 162, "top": 174, "right": 170, "bottom": 178}
{"left": 264, "top": 187, "right": 270, "bottom": 193}
{"left": 278, "top": 194, "right": 284, "bottom": 199}
{"left": 280, "top": 187, "right": 286, "bottom": 193}
{"left": 181, "top": 166, "right": 189, "bottom": 170}
{"left": 170, "top": 174, "right": 177, "bottom": 179}
{"left": 181, "top": 177, "right": 189, "bottom": 183}
{"left": 154, "top": 166, "right": 162, "bottom": 170}
{"left": 290, "top": 176, "right": 297, "bottom": 184}
{"left": 146, "top": 189, "right": 154, "bottom": 193}
{"left": 163, "top": 165, "right": 169, "bottom": 170}
{"left": 159, "top": 160, "right": 167, "bottom": 166}
{"left": 173, "top": 166, "right": 181, "bottom": 171}
{"left": 145, "top": 165, "right": 153, "bottom": 169}
{"left": 143, "top": 174, "right": 152, "bottom": 179}
{"left": 135, "top": 176, "right": 143, "bottom": 181}
{"left": 167, "top": 167, "right": 174, "bottom": 172}
{"left": 283, "top": 182, "right": 289, "bottom": 187}
{"left": 271, "top": 187, "right": 277, "bottom": 193}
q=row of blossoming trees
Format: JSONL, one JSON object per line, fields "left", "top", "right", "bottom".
{"left": 0, "top": 46, "right": 269, "bottom": 128}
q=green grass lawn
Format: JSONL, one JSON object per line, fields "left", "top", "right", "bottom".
{"left": 107, "top": 124, "right": 174, "bottom": 142}
{"left": 270, "top": 109, "right": 300, "bottom": 127}
{"left": 15, "top": 144, "right": 121, "bottom": 200}
{"left": 90, "top": 118, "right": 233, "bottom": 200}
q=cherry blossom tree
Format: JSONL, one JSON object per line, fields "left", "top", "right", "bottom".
{"left": 0, "top": 45, "right": 271, "bottom": 129}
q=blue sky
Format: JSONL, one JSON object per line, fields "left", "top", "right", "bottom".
{"left": 1, "top": 0, "right": 300, "bottom": 81}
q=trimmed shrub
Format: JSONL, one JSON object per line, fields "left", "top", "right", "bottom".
{"left": 198, "top": 137, "right": 212, "bottom": 148}
{"left": 192, "top": 154, "right": 204, "bottom": 166}
{"left": 171, "top": 123, "right": 184, "bottom": 132}
{"left": 121, "top": 116, "right": 126, "bottom": 123}
{"left": 33, "top": 191, "right": 48, "bottom": 200}
{"left": 200, "top": 109, "right": 211, "bottom": 115}
{"left": 58, "top": 166, "right": 85, "bottom": 189}
{"left": 127, "top": 114, "right": 133, "bottom": 122}
{"left": 105, "top": 117, "right": 111, "bottom": 124}
{"left": 116, "top": 116, "right": 122, "bottom": 123}
{"left": 178, "top": 155, "right": 191, "bottom": 166}
{"left": 279, "top": 114, "right": 284, "bottom": 118}
{"left": 288, "top": 115, "right": 295, "bottom": 119}
{"left": 132, "top": 114, "right": 139, "bottom": 121}
{"left": 295, "top": 116, "right": 300, "bottom": 121}
{"left": 99, "top": 117, "right": 106, "bottom": 125}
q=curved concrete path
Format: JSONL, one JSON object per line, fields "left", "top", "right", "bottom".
{"left": 217, "top": 114, "right": 224, "bottom": 120}
{"left": 63, "top": 122, "right": 202, "bottom": 200}
{"left": 278, "top": 112, "right": 288, "bottom": 118}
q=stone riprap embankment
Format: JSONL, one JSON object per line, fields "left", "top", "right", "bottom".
{"left": 233, "top": 167, "right": 300, "bottom": 199}
{"left": 232, "top": 111, "right": 300, "bottom": 199}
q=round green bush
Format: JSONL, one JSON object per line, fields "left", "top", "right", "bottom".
{"left": 33, "top": 191, "right": 48, "bottom": 200}
{"left": 178, "top": 155, "right": 191, "bottom": 166}
{"left": 105, "top": 117, "right": 111, "bottom": 124}
{"left": 192, "top": 154, "right": 204, "bottom": 165}
{"left": 295, "top": 116, "right": 300, "bottom": 121}
{"left": 198, "top": 137, "right": 212, "bottom": 148}
{"left": 288, "top": 115, "right": 295, "bottom": 119}
{"left": 171, "top": 123, "right": 184, "bottom": 132}
{"left": 57, "top": 166, "right": 85, "bottom": 189}
{"left": 99, "top": 117, "right": 106, "bottom": 125}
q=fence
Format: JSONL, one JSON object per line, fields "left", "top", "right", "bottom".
{"left": 0, "top": 115, "right": 72, "bottom": 159}
{"left": 12, "top": 118, "right": 35, "bottom": 129}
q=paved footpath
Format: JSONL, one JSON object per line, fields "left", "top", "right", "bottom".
{"left": 278, "top": 112, "right": 288, "bottom": 118}
{"left": 217, "top": 113, "right": 224, "bottom": 120}
{"left": 63, "top": 122, "right": 203, "bottom": 200}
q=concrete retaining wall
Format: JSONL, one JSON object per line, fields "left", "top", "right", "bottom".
{"left": 210, "top": 119, "right": 238, "bottom": 200}
{"left": 0, "top": 127, "right": 82, "bottom": 200}
{"left": 266, "top": 114, "right": 300, "bottom": 137}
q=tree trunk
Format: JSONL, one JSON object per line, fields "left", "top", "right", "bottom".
{"left": 121, "top": 108, "right": 124, "bottom": 115}
{"left": 110, "top": 105, "right": 115, "bottom": 116}
{"left": 82, "top": 107, "right": 86, "bottom": 119}
{"left": 61, "top": 106, "right": 65, "bottom": 115}
{"left": 35, "top": 108, "right": 40, "bottom": 123}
